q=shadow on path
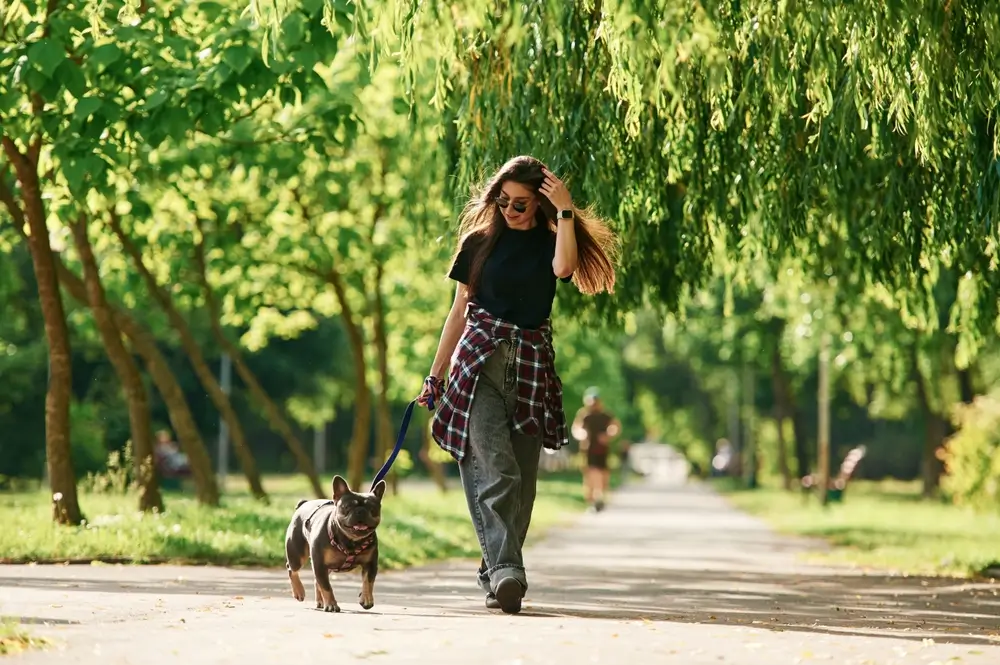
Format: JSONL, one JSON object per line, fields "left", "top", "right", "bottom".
{"left": 1, "top": 480, "right": 997, "bottom": 649}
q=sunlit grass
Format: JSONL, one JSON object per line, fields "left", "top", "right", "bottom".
{"left": 713, "top": 476, "right": 1000, "bottom": 578}
{"left": 0, "top": 473, "right": 589, "bottom": 569}
{"left": 0, "top": 620, "right": 48, "bottom": 656}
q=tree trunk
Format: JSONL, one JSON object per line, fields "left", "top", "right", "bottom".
{"left": 769, "top": 344, "right": 793, "bottom": 490}
{"left": 294, "top": 190, "right": 371, "bottom": 491}
{"left": 372, "top": 262, "right": 398, "bottom": 495}
{"left": 817, "top": 333, "right": 832, "bottom": 506}
{"left": 911, "top": 340, "right": 945, "bottom": 498}
{"left": 192, "top": 230, "right": 324, "bottom": 498}
{"left": 57, "top": 262, "right": 219, "bottom": 505}
{"left": 2, "top": 194, "right": 219, "bottom": 506}
{"left": 1, "top": 140, "right": 83, "bottom": 525}
{"left": 70, "top": 215, "right": 162, "bottom": 512}
{"left": 107, "top": 212, "right": 267, "bottom": 502}
{"left": 325, "top": 268, "right": 371, "bottom": 491}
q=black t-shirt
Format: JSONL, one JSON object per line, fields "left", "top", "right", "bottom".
{"left": 448, "top": 223, "right": 572, "bottom": 329}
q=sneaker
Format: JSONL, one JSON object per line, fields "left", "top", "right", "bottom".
{"left": 492, "top": 578, "right": 523, "bottom": 614}
{"left": 485, "top": 592, "right": 500, "bottom": 610}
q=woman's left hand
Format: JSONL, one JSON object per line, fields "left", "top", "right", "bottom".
{"left": 540, "top": 168, "right": 573, "bottom": 211}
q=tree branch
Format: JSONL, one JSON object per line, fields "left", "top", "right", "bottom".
{"left": 0, "top": 162, "right": 26, "bottom": 228}
{"left": 192, "top": 217, "right": 223, "bottom": 322}
{"left": 290, "top": 186, "right": 356, "bottom": 318}
{"left": 1, "top": 136, "right": 31, "bottom": 175}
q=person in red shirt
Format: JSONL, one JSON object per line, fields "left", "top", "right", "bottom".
{"left": 417, "top": 156, "right": 617, "bottom": 614}
{"left": 571, "top": 388, "right": 621, "bottom": 512}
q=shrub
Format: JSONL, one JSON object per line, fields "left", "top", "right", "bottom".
{"left": 941, "top": 391, "right": 1000, "bottom": 511}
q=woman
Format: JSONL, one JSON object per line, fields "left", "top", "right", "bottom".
{"left": 416, "top": 155, "right": 617, "bottom": 614}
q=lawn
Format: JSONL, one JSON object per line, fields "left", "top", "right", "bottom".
{"left": 0, "top": 473, "right": 590, "bottom": 569}
{"left": 713, "top": 477, "right": 1000, "bottom": 578}
{"left": 0, "top": 620, "right": 48, "bottom": 656}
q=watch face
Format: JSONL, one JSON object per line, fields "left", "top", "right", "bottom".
{"left": 559, "top": 210, "right": 573, "bottom": 219}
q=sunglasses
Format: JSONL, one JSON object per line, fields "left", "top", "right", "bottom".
{"left": 496, "top": 197, "right": 529, "bottom": 214}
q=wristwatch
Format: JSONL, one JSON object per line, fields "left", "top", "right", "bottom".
{"left": 557, "top": 209, "right": 573, "bottom": 220}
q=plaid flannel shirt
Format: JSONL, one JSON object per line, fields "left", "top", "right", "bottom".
{"left": 431, "top": 303, "right": 568, "bottom": 461}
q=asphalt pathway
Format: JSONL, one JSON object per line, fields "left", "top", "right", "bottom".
{"left": 1, "top": 479, "right": 998, "bottom": 664}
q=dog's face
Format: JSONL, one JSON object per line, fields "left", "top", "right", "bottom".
{"left": 331, "top": 475, "right": 385, "bottom": 541}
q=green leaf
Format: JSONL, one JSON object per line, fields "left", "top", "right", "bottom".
{"left": 74, "top": 97, "right": 103, "bottom": 122}
{"left": 89, "top": 43, "right": 123, "bottom": 73}
{"left": 293, "top": 43, "right": 318, "bottom": 70}
{"left": 198, "top": 1, "right": 226, "bottom": 20}
{"left": 144, "top": 89, "right": 169, "bottom": 110}
{"left": 27, "top": 38, "right": 66, "bottom": 79}
{"left": 62, "top": 156, "right": 89, "bottom": 196}
{"left": 59, "top": 60, "right": 88, "bottom": 99}
{"left": 0, "top": 89, "right": 21, "bottom": 114}
{"left": 200, "top": 107, "right": 225, "bottom": 136}
{"left": 333, "top": 10, "right": 353, "bottom": 33}
{"left": 301, "top": 0, "right": 324, "bottom": 14}
{"left": 210, "top": 63, "right": 233, "bottom": 88}
{"left": 280, "top": 13, "right": 307, "bottom": 48}
{"left": 145, "top": 104, "right": 186, "bottom": 144}
{"left": 223, "top": 45, "right": 255, "bottom": 75}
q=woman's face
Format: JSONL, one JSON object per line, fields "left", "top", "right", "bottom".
{"left": 496, "top": 180, "right": 539, "bottom": 229}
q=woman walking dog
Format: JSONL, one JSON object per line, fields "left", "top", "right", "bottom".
{"left": 417, "top": 156, "right": 617, "bottom": 614}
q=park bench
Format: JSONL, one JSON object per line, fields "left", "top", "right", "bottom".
{"left": 800, "top": 444, "right": 867, "bottom": 502}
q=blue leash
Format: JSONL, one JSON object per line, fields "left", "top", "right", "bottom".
{"left": 369, "top": 394, "right": 434, "bottom": 491}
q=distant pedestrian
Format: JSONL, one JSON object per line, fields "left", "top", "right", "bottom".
{"left": 571, "top": 387, "right": 620, "bottom": 512}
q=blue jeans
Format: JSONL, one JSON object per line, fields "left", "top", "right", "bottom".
{"left": 459, "top": 340, "right": 543, "bottom": 595}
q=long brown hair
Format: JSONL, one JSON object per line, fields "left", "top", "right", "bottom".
{"left": 449, "top": 155, "right": 618, "bottom": 296}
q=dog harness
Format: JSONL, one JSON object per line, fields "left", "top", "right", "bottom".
{"left": 304, "top": 500, "right": 375, "bottom": 572}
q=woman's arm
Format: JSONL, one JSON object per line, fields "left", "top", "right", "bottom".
{"left": 540, "top": 168, "right": 579, "bottom": 278}
{"left": 553, "top": 217, "right": 579, "bottom": 278}
{"left": 429, "top": 283, "right": 470, "bottom": 379}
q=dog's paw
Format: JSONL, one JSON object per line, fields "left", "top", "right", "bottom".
{"left": 359, "top": 590, "right": 374, "bottom": 610}
{"left": 290, "top": 576, "right": 306, "bottom": 602}
{"left": 323, "top": 602, "right": 341, "bottom": 613}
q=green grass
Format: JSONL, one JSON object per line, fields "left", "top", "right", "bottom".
{"left": 0, "top": 620, "right": 48, "bottom": 656}
{"left": 712, "top": 476, "right": 1000, "bottom": 578}
{"left": 0, "top": 473, "right": 590, "bottom": 569}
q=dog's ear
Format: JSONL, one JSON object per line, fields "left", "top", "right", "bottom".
{"left": 371, "top": 479, "right": 387, "bottom": 501}
{"left": 332, "top": 475, "right": 350, "bottom": 501}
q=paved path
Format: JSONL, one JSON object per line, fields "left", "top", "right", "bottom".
{"left": 1, "top": 479, "right": 998, "bottom": 664}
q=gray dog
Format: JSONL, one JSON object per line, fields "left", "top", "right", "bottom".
{"left": 284, "top": 475, "right": 386, "bottom": 612}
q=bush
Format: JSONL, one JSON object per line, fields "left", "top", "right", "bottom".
{"left": 941, "top": 391, "right": 1000, "bottom": 511}
{"left": 79, "top": 441, "right": 135, "bottom": 495}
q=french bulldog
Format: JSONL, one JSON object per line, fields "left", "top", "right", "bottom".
{"left": 284, "top": 475, "right": 386, "bottom": 612}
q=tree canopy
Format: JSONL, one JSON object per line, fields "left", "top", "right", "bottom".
{"left": 3, "top": 0, "right": 1000, "bottom": 523}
